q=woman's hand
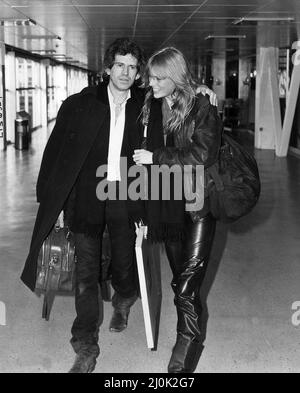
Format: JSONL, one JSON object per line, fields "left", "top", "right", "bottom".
{"left": 133, "top": 149, "right": 153, "bottom": 165}
{"left": 196, "top": 85, "right": 218, "bottom": 107}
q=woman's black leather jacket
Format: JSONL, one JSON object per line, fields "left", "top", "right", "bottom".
{"left": 152, "top": 93, "right": 222, "bottom": 218}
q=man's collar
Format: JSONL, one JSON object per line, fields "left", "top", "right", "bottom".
{"left": 96, "top": 81, "right": 144, "bottom": 106}
{"left": 107, "top": 84, "right": 131, "bottom": 106}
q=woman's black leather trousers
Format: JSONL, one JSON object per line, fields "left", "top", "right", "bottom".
{"left": 164, "top": 213, "right": 216, "bottom": 372}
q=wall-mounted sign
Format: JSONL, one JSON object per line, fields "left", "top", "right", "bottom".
{"left": 0, "top": 97, "right": 3, "bottom": 139}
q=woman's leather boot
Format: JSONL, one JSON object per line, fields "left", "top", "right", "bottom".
{"left": 165, "top": 213, "right": 216, "bottom": 373}
{"left": 168, "top": 334, "right": 204, "bottom": 373}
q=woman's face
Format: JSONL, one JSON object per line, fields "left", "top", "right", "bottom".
{"left": 148, "top": 66, "right": 176, "bottom": 100}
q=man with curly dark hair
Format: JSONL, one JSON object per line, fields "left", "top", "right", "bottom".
{"left": 102, "top": 37, "right": 146, "bottom": 81}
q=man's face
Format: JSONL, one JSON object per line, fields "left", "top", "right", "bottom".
{"left": 106, "top": 53, "right": 140, "bottom": 92}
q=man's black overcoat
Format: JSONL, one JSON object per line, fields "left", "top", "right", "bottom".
{"left": 20, "top": 83, "right": 164, "bottom": 292}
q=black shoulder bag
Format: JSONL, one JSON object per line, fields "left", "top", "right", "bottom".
{"left": 206, "top": 131, "right": 261, "bottom": 223}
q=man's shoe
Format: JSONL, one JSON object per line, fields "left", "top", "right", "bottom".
{"left": 68, "top": 348, "right": 99, "bottom": 373}
{"left": 109, "top": 309, "right": 129, "bottom": 332}
{"left": 109, "top": 293, "right": 137, "bottom": 333}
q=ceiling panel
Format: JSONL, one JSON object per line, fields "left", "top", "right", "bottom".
{"left": 76, "top": 8, "right": 136, "bottom": 28}
{"left": 262, "top": 0, "right": 300, "bottom": 12}
{"left": 140, "top": 0, "right": 265, "bottom": 5}
{"left": 204, "top": 0, "right": 270, "bottom": 5}
{"left": 72, "top": 0, "right": 137, "bottom": 5}
{"left": 0, "top": 4, "right": 23, "bottom": 18}
{"left": 4, "top": 0, "right": 73, "bottom": 5}
{"left": 12, "top": 5, "right": 84, "bottom": 22}
{"left": 75, "top": 16, "right": 136, "bottom": 29}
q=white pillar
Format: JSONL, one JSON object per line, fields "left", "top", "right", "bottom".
{"left": 0, "top": 41, "right": 6, "bottom": 150}
{"left": 255, "top": 47, "right": 281, "bottom": 151}
{"left": 5, "top": 51, "right": 16, "bottom": 144}
{"left": 255, "top": 23, "right": 281, "bottom": 151}
{"left": 212, "top": 38, "right": 226, "bottom": 103}
{"left": 211, "top": 39, "right": 226, "bottom": 115}
{"left": 239, "top": 58, "right": 251, "bottom": 101}
{"left": 40, "top": 59, "right": 49, "bottom": 128}
{"left": 278, "top": 50, "right": 300, "bottom": 156}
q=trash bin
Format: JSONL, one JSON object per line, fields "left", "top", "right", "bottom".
{"left": 15, "top": 118, "right": 29, "bottom": 150}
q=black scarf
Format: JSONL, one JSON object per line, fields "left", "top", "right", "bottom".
{"left": 144, "top": 98, "right": 186, "bottom": 243}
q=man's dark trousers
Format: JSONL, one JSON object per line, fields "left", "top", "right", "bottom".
{"left": 70, "top": 198, "right": 137, "bottom": 353}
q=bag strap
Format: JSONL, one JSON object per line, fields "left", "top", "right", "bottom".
{"left": 206, "top": 163, "right": 224, "bottom": 192}
{"left": 141, "top": 105, "right": 150, "bottom": 149}
{"left": 42, "top": 292, "right": 55, "bottom": 321}
{"left": 205, "top": 125, "right": 226, "bottom": 192}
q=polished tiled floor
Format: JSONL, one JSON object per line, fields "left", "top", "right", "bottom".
{"left": 0, "top": 127, "right": 300, "bottom": 373}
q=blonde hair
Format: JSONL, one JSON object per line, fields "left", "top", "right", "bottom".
{"left": 143, "top": 47, "right": 196, "bottom": 133}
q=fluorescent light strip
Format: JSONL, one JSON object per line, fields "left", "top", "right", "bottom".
{"left": 32, "top": 50, "right": 57, "bottom": 54}
{"left": 205, "top": 35, "right": 246, "bottom": 40}
{"left": 22, "top": 35, "right": 61, "bottom": 40}
{"left": 233, "top": 17, "right": 294, "bottom": 25}
{"left": 205, "top": 48, "right": 236, "bottom": 52}
{"left": 52, "top": 56, "right": 74, "bottom": 61}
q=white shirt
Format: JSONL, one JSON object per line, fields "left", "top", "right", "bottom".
{"left": 107, "top": 86, "right": 131, "bottom": 181}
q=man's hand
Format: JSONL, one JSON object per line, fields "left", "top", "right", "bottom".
{"left": 197, "top": 85, "right": 218, "bottom": 107}
{"left": 133, "top": 149, "right": 153, "bottom": 166}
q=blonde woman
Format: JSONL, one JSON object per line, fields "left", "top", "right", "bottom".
{"left": 133, "top": 47, "right": 222, "bottom": 373}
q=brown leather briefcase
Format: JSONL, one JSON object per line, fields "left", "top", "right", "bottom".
{"left": 35, "top": 224, "right": 76, "bottom": 320}
{"left": 36, "top": 224, "right": 111, "bottom": 321}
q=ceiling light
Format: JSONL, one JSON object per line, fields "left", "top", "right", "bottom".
{"left": 205, "top": 35, "right": 246, "bottom": 40}
{"left": 32, "top": 50, "right": 57, "bottom": 54}
{"left": 22, "top": 35, "right": 61, "bottom": 40}
{"left": 50, "top": 55, "right": 74, "bottom": 61}
{"left": 0, "top": 18, "right": 36, "bottom": 26}
{"left": 233, "top": 17, "right": 294, "bottom": 25}
{"left": 205, "top": 48, "right": 235, "bottom": 52}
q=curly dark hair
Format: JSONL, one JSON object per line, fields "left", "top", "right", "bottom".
{"left": 102, "top": 37, "right": 145, "bottom": 81}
